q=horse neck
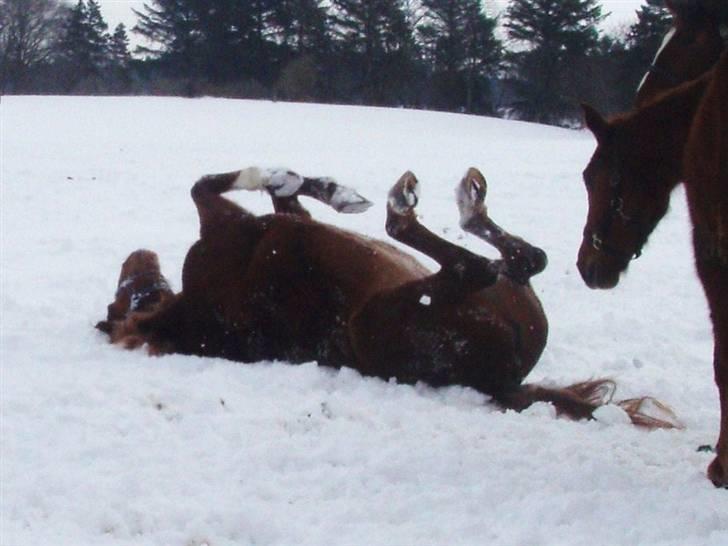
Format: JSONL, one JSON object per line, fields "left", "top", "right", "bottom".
{"left": 622, "top": 71, "right": 713, "bottom": 190}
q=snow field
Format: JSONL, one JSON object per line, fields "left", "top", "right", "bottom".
{"left": 1, "top": 96, "right": 727, "bottom": 545}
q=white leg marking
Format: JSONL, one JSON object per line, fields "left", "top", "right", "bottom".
{"left": 232, "top": 166, "right": 265, "bottom": 191}
{"left": 232, "top": 166, "right": 304, "bottom": 196}
{"left": 637, "top": 27, "right": 677, "bottom": 93}
{"left": 263, "top": 169, "right": 305, "bottom": 197}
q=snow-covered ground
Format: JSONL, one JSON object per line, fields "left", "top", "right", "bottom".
{"left": 1, "top": 96, "right": 726, "bottom": 545}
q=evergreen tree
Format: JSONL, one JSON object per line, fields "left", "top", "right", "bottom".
{"left": 269, "top": 0, "right": 332, "bottom": 100}
{"left": 107, "top": 23, "right": 132, "bottom": 91}
{"left": 419, "top": 0, "right": 501, "bottom": 113}
{"left": 504, "top": 0, "right": 605, "bottom": 124}
{"left": 270, "top": 0, "right": 330, "bottom": 56}
{"left": 109, "top": 23, "right": 131, "bottom": 67}
{"left": 133, "top": 0, "right": 282, "bottom": 91}
{"left": 55, "top": 0, "right": 113, "bottom": 90}
{"left": 330, "top": 0, "right": 416, "bottom": 104}
{"left": 133, "top": 0, "right": 207, "bottom": 92}
{"left": 85, "top": 0, "right": 110, "bottom": 70}
{"left": 56, "top": 0, "right": 91, "bottom": 87}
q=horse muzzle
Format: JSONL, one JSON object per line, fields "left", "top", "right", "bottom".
{"left": 576, "top": 240, "right": 625, "bottom": 289}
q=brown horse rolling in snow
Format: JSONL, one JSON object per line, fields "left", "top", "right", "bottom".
{"left": 99, "top": 167, "right": 669, "bottom": 424}
{"left": 578, "top": 1, "right": 728, "bottom": 485}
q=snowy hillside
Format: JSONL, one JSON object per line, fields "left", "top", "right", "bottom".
{"left": 2, "top": 96, "right": 727, "bottom": 545}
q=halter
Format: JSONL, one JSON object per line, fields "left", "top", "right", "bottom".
{"left": 587, "top": 158, "right": 649, "bottom": 262}
{"left": 116, "top": 273, "right": 171, "bottom": 311}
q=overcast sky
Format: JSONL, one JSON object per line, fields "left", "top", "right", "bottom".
{"left": 96, "top": 0, "right": 648, "bottom": 39}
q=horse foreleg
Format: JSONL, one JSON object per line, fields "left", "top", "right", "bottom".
{"left": 386, "top": 171, "right": 500, "bottom": 300}
{"left": 457, "top": 168, "right": 547, "bottom": 284}
{"left": 708, "top": 337, "right": 728, "bottom": 488}
{"left": 697, "top": 257, "right": 728, "bottom": 487}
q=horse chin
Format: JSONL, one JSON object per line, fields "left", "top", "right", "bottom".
{"left": 577, "top": 248, "right": 628, "bottom": 290}
{"left": 583, "top": 268, "right": 622, "bottom": 290}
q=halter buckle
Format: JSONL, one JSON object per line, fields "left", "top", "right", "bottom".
{"left": 591, "top": 233, "right": 603, "bottom": 251}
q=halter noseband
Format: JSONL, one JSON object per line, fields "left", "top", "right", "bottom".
{"left": 588, "top": 159, "right": 647, "bottom": 262}
{"left": 116, "top": 273, "right": 171, "bottom": 311}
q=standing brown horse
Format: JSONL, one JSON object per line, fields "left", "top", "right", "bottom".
{"left": 635, "top": 0, "right": 726, "bottom": 107}
{"left": 99, "top": 167, "right": 670, "bottom": 425}
{"left": 578, "top": 42, "right": 728, "bottom": 486}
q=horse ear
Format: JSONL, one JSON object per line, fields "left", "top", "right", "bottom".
{"left": 581, "top": 103, "right": 610, "bottom": 142}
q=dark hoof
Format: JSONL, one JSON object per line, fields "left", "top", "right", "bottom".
{"left": 708, "top": 457, "right": 728, "bottom": 488}
{"left": 96, "top": 320, "right": 112, "bottom": 334}
{"left": 266, "top": 169, "right": 305, "bottom": 197}
{"left": 504, "top": 244, "right": 548, "bottom": 283}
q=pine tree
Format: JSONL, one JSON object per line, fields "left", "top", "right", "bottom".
{"left": 109, "top": 23, "right": 130, "bottom": 67}
{"left": 54, "top": 0, "right": 113, "bottom": 90}
{"left": 269, "top": 1, "right": 332, "bottom": 100}
{"left": 270, "top": 0, "right": 330, "bottom": 56}
{"left": 133, "top": 0, "right": 206, "bottom": 91}
{"left": 419, "top": 0, "right": 501, "bottom": 113}
{"left": 106, "top": 22, "right": 132, "bottom": 91}
{"left": 56, "top": 0, "right": 92, "bottom": 88}
{"left": 133, "top": 0, "right": 282, "bottom": 90}
{"left": 504, "top": 0, "right": 605, "bottom": 124}
{"left": 330, "top": 0, "right": 416, "bottom": 103}
{"left": 85, "top": 0, "right": 109, "bottom": 70}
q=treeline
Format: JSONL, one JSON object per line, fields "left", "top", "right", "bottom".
{"left": 1, "top": 0, "right": 672, "bottom": 125}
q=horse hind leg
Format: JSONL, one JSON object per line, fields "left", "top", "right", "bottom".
{"left": 457, "top": 167, "right": 547, "bottom": 284}
{"left": 386, "top": 171, "right": 501, "bottom": 300}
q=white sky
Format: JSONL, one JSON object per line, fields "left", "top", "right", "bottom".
{"left": 96, "top": 0, "right": 647, "bottom": 39}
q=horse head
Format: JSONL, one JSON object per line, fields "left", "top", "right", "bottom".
{"left": 576, "top": 105, "right": 676, "bottom": 289}
{"left": 636, "top": 0, "right": 726, "bottom": 106}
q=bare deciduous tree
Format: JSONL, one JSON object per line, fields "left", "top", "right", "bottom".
{"left": 0, "top": 0, "right": 65, "bottom": 92}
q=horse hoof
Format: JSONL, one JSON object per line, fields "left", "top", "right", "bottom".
{"left": 388, "top": 171, "right": 420, "bottom": 216}
{"left": 708, "top": 457, "right": 728, "bottom": 488}
{"left": 265, "top": 169, "right": 305, "bottom": 197}
{"left": 330, "top": 185, "right": 373, "bottom": 214}
{"left": 456, "top": 167, "right": 487, "bottom": 225}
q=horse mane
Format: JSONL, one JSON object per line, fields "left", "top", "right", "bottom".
{"left": 615, "top": 69, "right": 712, "bottom": 126}
{"left": 607, "top": 70, "right": 713, "bottom": 162}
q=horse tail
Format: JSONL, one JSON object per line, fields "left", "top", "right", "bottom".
{"left": 494, "top": 379, "right": 682, "bottom": 429}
